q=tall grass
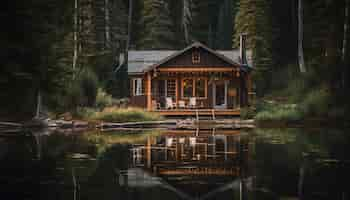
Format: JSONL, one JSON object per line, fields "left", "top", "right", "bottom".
{"left": 90, "top": 107, "right": 163, "bottom": 123}
{"left": 255, "top": 103, "right": 303, "bottom": 121}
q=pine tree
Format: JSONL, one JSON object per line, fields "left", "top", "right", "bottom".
{"left": 234, "top": 0, "right": 273, "bottom": 94}
{"left": 215, "top": 0, "right": 234, "bottom": 49}
{"left": 137, "top": 0, "right": 176, "bottom": 49}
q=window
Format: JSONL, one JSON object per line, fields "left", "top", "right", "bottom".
{"left": 195, "top": 79, "right": 206, "bottom": 97}
{"left": 182, "top": 78, "right": 207, "bottom": 98}
{"left": 192, "top": 51, "right": 200, "bottom": 64}
{"left": 166, "top": 80, "right": 176, "bottom": 98}
{"left": 183, "top": 79, "right": 193, "bottom": 98}
{"left": 133, "top": 78, "right": 143, "bottom": 96}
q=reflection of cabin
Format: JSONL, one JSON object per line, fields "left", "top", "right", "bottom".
{"left": 127, "top": 35, "right": 253, "bottom": 117}
{"left": 130, "top": 130, "right": 249, "bottom": 176}
{"left": 128, "top": 129, "right": 250, "bottom": 199}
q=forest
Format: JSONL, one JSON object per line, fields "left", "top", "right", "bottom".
{"left": 1, "top": 0, "right": 350, "bottom": 121}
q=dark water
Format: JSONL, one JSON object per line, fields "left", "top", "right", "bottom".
{"left": 0, "top": 128, "right": 349, "bottom": 200}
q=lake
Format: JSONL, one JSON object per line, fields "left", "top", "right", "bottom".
{"left": 0, "top": 127, "right": 349, "bottom": 200}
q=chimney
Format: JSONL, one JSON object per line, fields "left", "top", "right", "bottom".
{"left": 240, "top": 33, "right": 247, "bottom": 65}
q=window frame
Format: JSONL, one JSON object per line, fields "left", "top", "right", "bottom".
{"left": 132, "top": 78, "right": 143, "bottom": 96}
{"left": 192, "top": 51, "right": 201, "bottom": 64}
{"left": 181, "top": 78, "right": 207, "bottom": 99}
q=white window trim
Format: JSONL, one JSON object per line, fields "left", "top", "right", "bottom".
{"left": 133, "top": 78, "right": 143, "bottom": 96}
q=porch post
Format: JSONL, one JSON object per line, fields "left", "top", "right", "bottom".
{"left": 146, "top": 72, "right": 152, "bottom": 111}
{"left": 175, "top": 76, "right": 179, "bottom": 105}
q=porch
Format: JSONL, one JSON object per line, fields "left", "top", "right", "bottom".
{"left": 153, "top": 108, "right": 240, "bottom": 117}
{"left": 144, "top": 68, "right": 246, "bottom": 113}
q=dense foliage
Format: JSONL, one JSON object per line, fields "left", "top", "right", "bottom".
{"left": 1, "top": 0, "right": 350, "bottom": 119}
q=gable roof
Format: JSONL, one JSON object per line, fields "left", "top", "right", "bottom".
{"left": 127, "top": 42, "right": 253, "bottom": 75}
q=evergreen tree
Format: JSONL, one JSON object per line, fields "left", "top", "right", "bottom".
{"left": 215, "top": 0, "right": 234, "bottom": 49}
{"left": 137, "top": 0, "right": 177, "bottom": 49}
{"left": 234, "top": 0, "right": 273, "bottom": 95}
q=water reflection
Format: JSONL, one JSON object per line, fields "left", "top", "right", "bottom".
{"left": 0, "top": 128, "right": 349, "bottom": 200}
{"left": 126, "top": 129, "right": 250, "bottom": 199}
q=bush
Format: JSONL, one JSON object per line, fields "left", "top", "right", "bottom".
{"left": 78, "top": 69, "right": 98, "bottom": 107}
{"left": 240, "top": 107, "right": 256, "bottom": 119}
{"left": 255, "top": 102, "right": 303, "bottom": 121}
{"left": 75, "top": 107, "right": 97, "bottom": 120}
{"left": 90, "top": 107, "right": 162, "bottom": 123}
{"left": 300, "top": 88, "right": 330, "bottom": 117}
{"left": 96, "top": 88, "right": 114, "bottom": 109}
{"left": 62, "top": 69, "right": 99, "bottom": 111}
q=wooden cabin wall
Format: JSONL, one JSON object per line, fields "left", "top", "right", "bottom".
{"left": 160, "top": 48, "right": 233, "bottom": 68}
{"left": 129, "top": 75, "right": 147, "bottom": 108}
{"left": 208, "top": 82, "right": 213, "bottom": 108}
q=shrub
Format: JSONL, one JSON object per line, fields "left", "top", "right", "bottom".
{"left": 75, "top": 107, "right": 97, "bottom": 120}
{"left": 300, "top": 88, "right": 330, "bottom": 117}
{"left": 62, "top": 69, "right": 99, "bottom": 111}
{"left": 78, "top": 69, "right": 98, "bottom": 107}
{"left": 240, "top": 107, "right": 256, "bottom": 119}
{"left": 255, "top": 103, "right": 303, "bottom": 121}
{"left": 96, "top": 88, "right": 114, "bottom": 109}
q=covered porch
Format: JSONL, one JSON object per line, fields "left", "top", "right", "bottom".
{"left": 144, "top": 67, "right": 249, "bottom": 116}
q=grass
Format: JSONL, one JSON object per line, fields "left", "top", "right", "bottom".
{"left": 88, "top": 107, "right": 163, "bottom": 123}
{"left": 255, "top": 102, "right": 304, "bottom": 122}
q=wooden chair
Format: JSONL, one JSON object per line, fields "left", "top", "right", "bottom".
{"left": 166, "top": 97, "right": 176, "bottom": 109}
{"left": 152, "top": 100, "right": 160, "bottom": 110}
{"left": 178, "top": 100, "right": 186, "bottom": 109}
{"left": 189, "top": 97, "right": 196, "bottom": 108}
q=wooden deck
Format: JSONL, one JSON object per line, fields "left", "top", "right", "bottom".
{"left": 153, "top": 109, "right": 240, "bottom": 117}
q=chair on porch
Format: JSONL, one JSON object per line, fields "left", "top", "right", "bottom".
{"left": 189, "top": 97, "right": 196, "bottom": 109}
{"left": 178, "top": 100, "right": 186, "bottom": 109}
{"left": 152, "top": 100, "right": 161, "bottom": 110}
{"left": 165, "top": 97, "right": 176, "bottom": 109}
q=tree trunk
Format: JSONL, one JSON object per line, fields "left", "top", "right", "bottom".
{"left": 73, "top": 0, "right": 78, "bottom": 79}
{"left": 343, "top": 0, "right": 349, "bottom": 88}
{"left": 298, "top": 0, "right": 306, "bottom": 73}
{"left": 105, "top": 0, "right": 111, "bottom": 49}
{"left": 126, "top": 0, "right": 133, "bottom": 52}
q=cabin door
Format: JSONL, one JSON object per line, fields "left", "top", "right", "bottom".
{"left": 213, "top": 80, "right": 228, "bottom": 109}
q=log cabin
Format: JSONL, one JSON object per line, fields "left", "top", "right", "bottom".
{"left": 127, "top": 35, "right": 253, "bottom": 117}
